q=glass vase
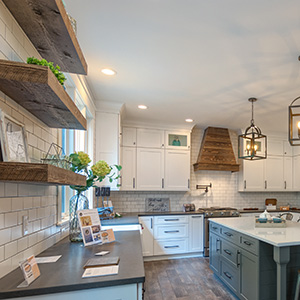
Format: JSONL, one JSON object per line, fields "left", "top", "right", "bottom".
{"left": 69, "top": 192, "right": 89, "bottom": 242}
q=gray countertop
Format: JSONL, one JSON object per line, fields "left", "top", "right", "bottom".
{"left": 0, "top": 231, "right": 145, "bottom": 299}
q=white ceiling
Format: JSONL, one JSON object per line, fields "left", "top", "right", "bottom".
{"left": 65, "top": 0, "right": 300, "bottom": 135}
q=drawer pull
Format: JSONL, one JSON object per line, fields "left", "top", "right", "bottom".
{"left": 224, "top": 271, "right": 232, "bottom": 280}
{"left": 224, "top": 249, "right": 232, "bottom": 256}
{"left": 164, "top": 230, "right": 179, "bottom": 233}
{"left": 164, "top": 219, "right": 179, "bottom": 222}
{"left": 216, "top": 239, "right": 220, "bottom": 252}
{"left": 224, "top": 232, "right": 233, "bottom": 237}
{"left": 243, "top": 241, "right": 252, "bottom": 246}
{"left": 212, "top": 226, "right": 218, "bottom": 230}
{"left": 164, "top": 245, "right": 179, "bottom": 249}
{"left": 192, "top": 216, "right": 202, "bottom": 218}
{"left": 237, "top": 250, "right": 241, "bottom": 267}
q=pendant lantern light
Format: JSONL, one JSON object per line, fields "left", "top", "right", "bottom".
{"left": 238, "top": 98, "right": 267, "bottom": 160}
{"left": 288, "top": 96, "right": 300, "bottom": 146}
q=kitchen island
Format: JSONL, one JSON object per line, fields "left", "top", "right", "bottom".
{"left": 209, "top": 217, "right": 300, "bottom": 300}
{"left": 0, "top": 230, "right": 145, "bottom": 300}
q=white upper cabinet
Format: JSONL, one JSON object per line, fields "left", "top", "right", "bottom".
{"left": 120, "top": 147, "right": 136, "bottom": 190}
{"left": 137, "top": 128, "right": 164, "bottom": 148}
{"left": 264, "top": 156, "right": 284, "bottom": 190}
{"left": 284, "top": 157, "right": 293, "bottom": 190}
{"left": 121, "top": 127, "right": 137, "bottom": 147}
{"left": 164, "top": 150, "right": 190, "bottom": 190}
{"left": 267, "top": 139, "right": 283, "bottom": 156}
{"left": 95, "top": 111, "right": 120, "bottom": 190}
{"left": 283, "top": 141, "right": 293, "bottom": 156}
{"left": 137, "top": 148, "right": 165, "bottom": 190}
{"left": 240, "top": 159, "right": 265, "bottom": 191}
{"left": 165, "top": 131, "right": 190, "bottom": 150}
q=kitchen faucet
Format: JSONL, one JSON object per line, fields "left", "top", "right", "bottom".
{"left": 277, "top": 212, "right": 293, "bottom": 221}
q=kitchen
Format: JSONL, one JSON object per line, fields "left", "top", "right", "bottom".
{"left": 0, "top": 0, "right": 300, "bottom": 300}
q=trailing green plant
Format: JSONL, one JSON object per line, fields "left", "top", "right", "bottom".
{"left": 27, "top": 57, "right": 67, "bottom": 86}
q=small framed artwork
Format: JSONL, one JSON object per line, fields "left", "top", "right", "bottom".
{"left": 0, "top": 110, "right": 29, "bottom": 162}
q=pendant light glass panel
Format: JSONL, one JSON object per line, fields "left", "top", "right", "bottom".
{"left": 238, "top": 130, "right": 267, "bottom": 160}
{"left": 288, "top": 97, "right": 300, "bottom": 146}
{"left": 238, "top": 98, "right": 267, "bottom": 160}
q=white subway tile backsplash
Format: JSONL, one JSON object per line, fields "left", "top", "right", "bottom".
{"left": 4, "top": 183, "right": 18, "bottom": 197}
{"left": 0, "top": 245, "right": 4, "bottom": 261}
{"left": 11, "top": 198, "right": 23, "bottom": 211}
{"left": 4, "top": 240, "right": 17, "bottom": 259}
{"left": 17, "top": 211, "right": 28, "bottom": 225}
{"left": 0, "top": 228, "right": 11, "bottom": 246}
{"left": 17, "top": 237, "right": 28, "bottom": 252}
{"left": 11, "top": 252, "right": 23, "bottom": 271}
{"left": 0, "top": 214, "right": 3, "bottom": 229}
{"left": 4, "top": 212, "right": 18, "bottom": 227}
{"left": 28, "top": 233, "right": 38, "bottom": 247}
{"left": 0, "top": 258, "right": 12, "bottom": 279}
{"left": 11, "top": 225, "right": 22, "bottom": 240}
{"left": 0, "top": 197, "right": 11, "bottom": 212}
{"left": 28, "top": 209, "right": 37, "bottom": 222}
{"left": 23, "top": 197, "right": 33, "bottom": 209}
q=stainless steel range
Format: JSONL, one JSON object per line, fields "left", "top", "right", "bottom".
{"left": 198, "top": 207, "right": 240, "bottom": 256}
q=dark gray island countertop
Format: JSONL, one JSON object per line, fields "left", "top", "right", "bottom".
{"left": 0, "top": 231, "right": 145, "bottom": 299}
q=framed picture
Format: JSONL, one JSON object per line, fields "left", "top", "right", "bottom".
{"left": 0, "top": 110, "right": 29, "bottom": 162}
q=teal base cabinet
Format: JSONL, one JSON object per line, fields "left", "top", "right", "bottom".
{"left": 209, "top": 222, "right": 275, "bottom": 300}
{"left": 209, "top": 221, "right": 300, "bottom": 300}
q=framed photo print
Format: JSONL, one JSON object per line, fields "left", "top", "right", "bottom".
{"left": 0, "top": 110, "right": 29, "bottom": 162}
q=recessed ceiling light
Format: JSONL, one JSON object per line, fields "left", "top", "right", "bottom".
{"left": 138, "top": 105, "right": 148, "bottom": 110}
{"left": 101, "top": 68, "right": 117, "bottom": 76}
{"left": 185, "top": 119, "right": 193, "bottom": 123}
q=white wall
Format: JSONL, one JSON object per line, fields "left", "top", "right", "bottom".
{"left": 0, "top": 1, "right": 95, "bottom": 279}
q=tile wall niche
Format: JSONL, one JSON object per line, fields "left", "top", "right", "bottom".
{"left": 0, "top": 2, "right": 68, "bottom": 279}
{"left": 109, "top": 127, "right": 299, "bottom": 212}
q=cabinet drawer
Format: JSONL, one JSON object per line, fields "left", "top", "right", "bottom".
{"left": 221, "top": 240, "right": 239, "bottom": 266}
{"left": 220, "top": 259, "right": 239, "bottom": 294}
{"left": 209, "top": 222, "right": 221, "bottom": 234}
{"left": 220, "top": 227, "right": 239, "bottom": 244}
{"left": 154, "top": 215, "right": 188, "bottom": 225}
{"left": 154, "top": 224, "right": 188, "bottom": 239}
{"left": 154, "top": 239, "right": 188, "bottom": 255}
{"left": 240, "top": 234, "right": 259, "bottom": 255}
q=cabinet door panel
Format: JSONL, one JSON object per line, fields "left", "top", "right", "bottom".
{"left": 137, "top": 129, "right": 164, "bottom": 148}
{"left": 120, "top": 147, "right": 136, "bottom": 190}
{"left": 265, "top": 156, "right": 284, "bottom": 190}
{"left": 139, "top": 217, "right": 154, "bottom": 256}
{"left": 284, "top": 156, "right": 293, "bottom": 190}
{"left": 293, "top": 156, "right": 300, "bottom": 190}
{"left": 165, "top": 150, "right": 190, "bottom": 190}
{"left": 122, "top": 127, "right": 136, "bottom": 147}
{"left": 189, "top": 215, "right": 203, "bottom": 252}
{"left": 243, "top": 160, "right": 264, "bottom": 191}
{"left": 137, "top": 148, "right": 164, "bottom": 190}
{"left": 209, "top": 232, "right": 221, "bottom": 274}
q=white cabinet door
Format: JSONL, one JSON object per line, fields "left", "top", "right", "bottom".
{"left": 242, "top": 160, "right": 264, "bottom": 191}
{"left": 122, "top": 127, "right": 137, "bottom": 147}
{"left": 137, "top": 148, "right": 164, "bottom": 190}
{"left": 284, "top": 157, "right": 293, "bottom": 190}
{"left": 293, "top": 156, "right": 300, "bottom": 191}
{"left": 120, "top": 147, "right": 136, "bottom": 190}
{"left": 189, "top": 215, "right": 204, "bottom": 252}
{"left": 265, "top": 156, "right": 284, "bottom": 190}
{"left": 95, "top": 112, "right": 120, "bottom": 190}
{"left": 139, "top": 217, "right": 154, "bottom": 257}
{"left": 267, "top": 139, "right": 283, "bottom": 156}
{"left": 164, "top": 150, "right": 190, "bottom": 191}
{"left": 283, "top": 141, "right": 293, "bottom": 156}
{"left": 137, "top": 128, "right": 164, "bottom": 148}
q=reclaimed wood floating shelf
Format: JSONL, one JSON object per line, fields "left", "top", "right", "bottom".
{"left": 0, "top": 162, "right": 86, "bottom": 186}
{"left": 2, "top": 0, "right": 87, "bottom": 75}
{"left": 0, "top": 60, "right": 87, "bottom": 130}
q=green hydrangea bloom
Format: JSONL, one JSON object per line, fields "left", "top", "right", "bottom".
{"left": 91, "top": 160, "right": 111, "bottom": 177}
{"left": 77, "top": 151, "right": 91, "bottom": 166}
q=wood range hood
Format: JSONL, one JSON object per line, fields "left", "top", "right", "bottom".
{"left": 193, "top": 127, "right": 239, "bottom": 172}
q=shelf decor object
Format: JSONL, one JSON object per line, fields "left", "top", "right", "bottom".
{"left": 0, "top": 162, "right": 86, "bottom": 186}
{"left": 2, "top": 0, "right": 87, "bottom": 75}
{"left": 238, "top": 98, "right": 267, "bottom": 160}
{"left": 0, "top": 60, "right": 86, "bottom": 130}
{"left": 0, "top": 110, "right": 29, "bottom": 162}
{"left": 288, "top": 96, "right": 300, "bottom": 146}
